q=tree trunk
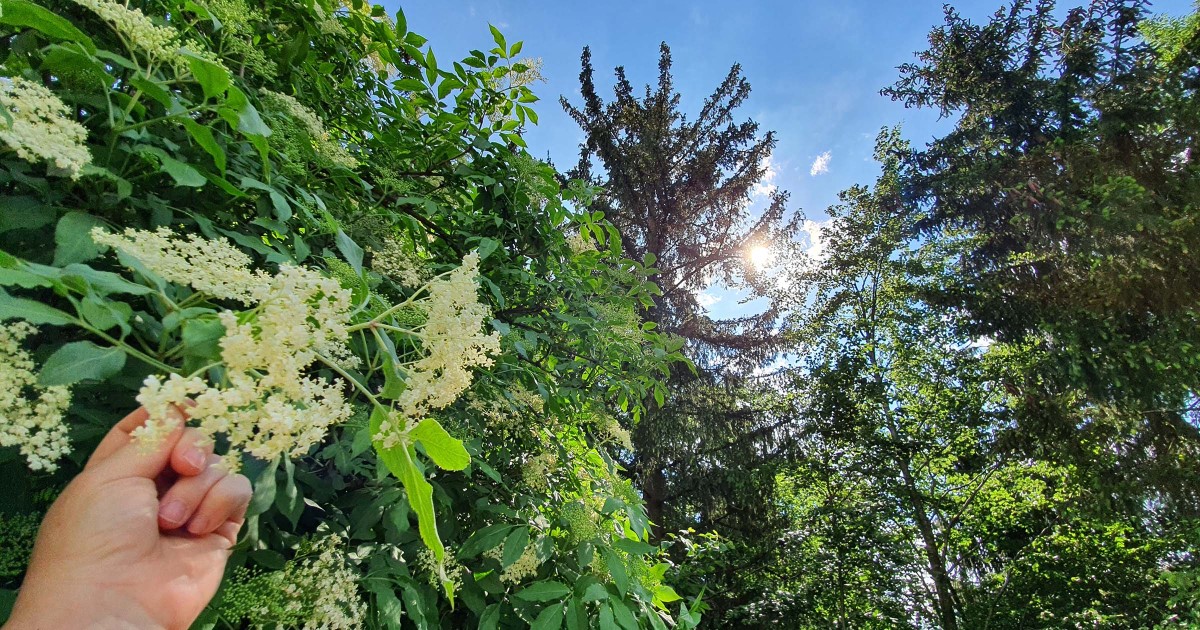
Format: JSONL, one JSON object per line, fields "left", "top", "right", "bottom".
{"left": 899, "top": 455, "right": 959, "bottom": 630}
{"left": 643, "top": 465, "right": 667, "bottom": 542}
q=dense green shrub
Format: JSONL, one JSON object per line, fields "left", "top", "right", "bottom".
{"left": 0, "top": 0, "right": 699, "bottom": 626}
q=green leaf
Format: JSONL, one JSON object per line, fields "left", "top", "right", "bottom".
{"left": 458, "top": 523, "right": 515, "bottom": 559}
{"left": 566, "top": 598, "right": 587, "bottom": 630}
{"left": 335, "top": 229, "right": 364, "bottom": 274}
{"left": 182, "top": 48, "right": 230, "bottom": 99}
{"left": 60, "top": 264, "right": 153, "bottom": 296}
{"left": 53, "top": 212, "right": 105, "bottom": 266}
{"left": 478, "top": 603, "right": 500, "bottom": 630}
{"left": 182, "top": 119, "right": 226, "bottom": 172}
{"left": 0, "top": 0, "right": 95, "bottom": 51}
{"left": 613, "top": 538, "right": 656, "bottom": 556}
{"left": 38, "top": 341, "right": 125, "bottom": 386}
{"left": 246, "top": 459, "right": 279, "bottom": 516}
{"left": 581, "top": 582, "right": 608, "bottom": 602}
{"left": 654, "top": 585, "right": 682, "bottom": 604}
{"left": 372, "top": 410, "right": 447, "bottom": 571}
{"left": 531, "top": 602, "right": 564, "bottom": 630}
{"left": 0, "top": 197, "right": 53, "bottom": 233}
{"left": 609, "top": 598, "right": 638, "bottom": 630}
{"left": 0, "top": 289, "right": 73, "bottom": 325}
{"left": 226, "top": 86, "right": 271, "bottom": 137}
{"left": 159, "top": 155, "right": 207, "bottom": 188}
{"left": 489, "top": 24, "right": 507, "bottom": 55}
{"left": 411, "top": 418, "right": 470, "bottom": 471}
{"left": 514, "top": 580, "right": 571, "bottom": 602}
{"left": 500, "top": 526, "right": 529, "bottom": 568}
{"left": 476, "top": 237, "right": 500, "bottom": 261}
{"left": 605, "top": 551, "right": 629, "bottom": 596}
{"left": 79, "top": 294, "right": 131, "bottom": 334}
{"left": 599, "top": 603, "right": 618, "bottom": 630}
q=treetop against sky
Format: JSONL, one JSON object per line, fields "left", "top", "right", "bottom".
{"left": 394, "top": 0, "right": 1195, "bottom": 321}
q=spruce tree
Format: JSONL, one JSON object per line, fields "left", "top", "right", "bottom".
{"left": 562, "top": 43, "right": 800, "bottom": 540}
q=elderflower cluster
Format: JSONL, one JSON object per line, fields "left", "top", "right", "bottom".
{"left": 221, "top": 535, "right": 365, "bottom": 629}
{"left": 280, "top": 536, "right": 366, "bottom": 629}
{"left": 566, "top": 230, "right": 596, "bottom": 256}
{"left": 484, "top": 541, "right": 541, "bottom": 585}
{"left": 416, "top": 548, "right": 464, "bottom": 594}
{"left": 0, "top": 77, "right": 91, "bottom": 179}
{"left": 370, "top": 239, "right": 426, "bottom": 288}
{"left": 375, "top": 252, "right": 501, "bottom": 448}
{"left": 521, "top": 451, "right": 556, "bottom": 491}
{"left": 91, "top": 227, "right": 268, "bottom": 304}
{"left": 70, "top": 0, "right": 181, "bottom": 62}
{"left": 0, "top": 323, "right": 71, "bottom": 472}
{"left": 259, "top": 90, "right": 357, "bottom": 169}
{"left": 96, "top": 227, "right": 355, "bottom": 469}
{"left": 593, "top": 411, "right": 632, "bottom": 451}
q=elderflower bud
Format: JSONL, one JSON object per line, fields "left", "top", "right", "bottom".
{"left": 0, "top": 77, "right": 91, "bottom": 179}
{"left": 259, "top": 90, "right": 357, "bottom": 169}
{"left": 70, "top": 0, "right": 181, "bottom": 62}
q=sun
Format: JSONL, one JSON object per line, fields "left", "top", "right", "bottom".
{"left": 748, "top": 244, "right": 774, "bottom": 270}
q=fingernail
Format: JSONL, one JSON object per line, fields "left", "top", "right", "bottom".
{"left": 185, "top": 449, "right": 207, "bottom": 471}
{"left": 159, "top": 500, "right": 187, "bottom": 526}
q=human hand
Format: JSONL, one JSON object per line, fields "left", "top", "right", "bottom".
{"left": 5, "top": 406, "right": 252, "bottom": 630}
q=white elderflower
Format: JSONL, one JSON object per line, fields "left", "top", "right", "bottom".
{"left": 0, "top": 77, "right": 91, "bottom": 179}
{"left": 259, "top": 90, "right": 357, "bottom": 169}
{"left": 375, "top": 252, "right": 501, "bottom": 447}
{"left": 484, "top": 541, "right": 541, "bottom": 585}
{"left": 70, "top": 0, "right": 181, "bottom": 62}
{"left": 280, "top": 536, "right": 366, "bottom": 629}
{"left": 91, "top": 227, "right": 270, "bottom": 304}
{"left": 136, "top": 266, "right": 354, "bottom": 468}
{"left": 369, "top": 238, "right": 426, "bottom": 288}
{"left": 0, "top": 323, "right": 72, "bottom": 471}
{"left": 103, "top": 228, "right": 357, "bottom": 468}
{"left": 566, "top": 230, "right": 595, "bottom": 256}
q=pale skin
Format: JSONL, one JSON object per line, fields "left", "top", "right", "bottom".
{"left": 4, "top": 406, "right": 252, "bottom": 630}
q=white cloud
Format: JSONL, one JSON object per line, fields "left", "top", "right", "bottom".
{"left": 751, "top": 153, "right": 777, "bottom": 198}
{"left": 809, "top": 151, "right": 831, "bottom": 176}
{"left": 696, "top": 290, "right": 722, "bottom": 309}
{"left": 802, "top": 219, "right": 830, "bottom": 261}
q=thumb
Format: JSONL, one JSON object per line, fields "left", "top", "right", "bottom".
{"left": 88, "top": 408, "right": 187, "bottom": 482}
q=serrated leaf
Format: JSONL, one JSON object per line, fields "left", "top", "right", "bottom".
{"left": 53, "top": 212, "right": 105, "bottom": 266}
{"left": 182, "top": 119, "right": 226, "bottom": 172}
{"left": 609, "top": 598, "right": 638, "bottom": 630}
{"left": 514, "top": 580, "right": 571, "bottom": 602}
{"left": 500, "top": 526, "right": 529, "bottom": 568}
{"left": 159, "top": 154, "right": 207, "bottom": 187}
{"left": 0, "top": 0, "right": 95, "bottom": 51}
{"left": 182, "top": 48, "right": 230, "bottom": 99}
{"left": 531, "top": 602, "right": 564, "bottom": 630}
{"left": 478, "top": 603, "right": 500, "bottom": 630}
{"left": 38, "top": 341, "right": 125, "bottom": 385}
{"left": 411, "top": 418, "right": 470, "bottom": 470}
{"left": 0, "top": 289, "right": 73, "bottom": 325}
{"left": 335, "top": 229, "right": 364, "bottom": 274}
{"left": 458, "top": 523, "right": 514, "bottom": 559}
{"left": 581, "top": 582, "right": 608, "bottom": 602}
{"left": 654, "top": 585, "right": 682, "bottom": 604}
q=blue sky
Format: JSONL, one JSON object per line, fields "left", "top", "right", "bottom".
{"left": 388, "top": 1, "right": 1192, "bottom": 321}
